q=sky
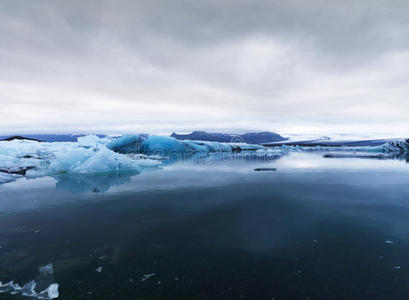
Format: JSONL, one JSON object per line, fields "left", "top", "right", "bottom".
{"left": 0, "top": 0, "right": 408, "bottom": 138}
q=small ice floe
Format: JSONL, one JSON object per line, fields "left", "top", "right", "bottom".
{"left": 0, "top": 281, "right": 21, "bottom": 293}
{"left": 0, "top": 280, "right": 58, "bottom": 299}
{"left": 254, "top": 167, "right": 277, "bottom": 172}
{"left": 385, "top": 240, "right": 394, "bottom": 244}
{"left": 39, "top": 263, "right": 54, "bottom": 275}
{"left": 313, "top": 240, "right": 318, "bottom": 243}
{"left": 96, "top": 267, "right": 103, "bottom": 273}
{"left": 393, "top": 266, "right": 401, "bottom": 270}
{"left": 0, "top": 262, "right": 58, "bottom": 299}
{"left": 141, "top": 273, "right": 156, "bottom": 282}
{"left": 21, "top": 281, "right": 37, "bottom": 297}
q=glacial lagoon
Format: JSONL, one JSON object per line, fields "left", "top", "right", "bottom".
{"left": 1, "top": 151, "right": 409, "bottom": 299}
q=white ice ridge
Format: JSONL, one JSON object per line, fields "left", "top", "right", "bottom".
{"left": 0, "top": 263, "right": 59, "bottom": 299}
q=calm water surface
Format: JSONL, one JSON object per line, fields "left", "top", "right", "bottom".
{"left": 1, "top": 152, "right": 409, "bottom": 299}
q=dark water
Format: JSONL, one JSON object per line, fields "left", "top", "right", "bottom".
{"left": 1, "top": 153, "right": 409, "bottom": 299}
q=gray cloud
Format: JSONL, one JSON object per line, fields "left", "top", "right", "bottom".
{"left": 0, "top": 0, "right": 408, "bottom": 137}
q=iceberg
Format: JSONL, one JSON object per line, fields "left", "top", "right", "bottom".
{"left": 105, "top": 134, "right": 265, "bottom": 156}
{"left": 49, "top": 147, "right": 144, "bottom": 175}
{"left": 107, "top": 134, "right": 211, "bottom": 156}
{"left": 0, "top": 136, "right": 162, "bottom": 184}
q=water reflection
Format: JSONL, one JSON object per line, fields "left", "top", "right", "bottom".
{"left": 50, "top": 152, "right": 286, "bottom": 194}
{"left": 1, "top": 155, "right": 409, "bottom": 299}
{"left": 54, "top": 172, "right": 139, "bottom": 194}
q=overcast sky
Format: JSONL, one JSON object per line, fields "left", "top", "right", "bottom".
{"left": 1, "top": 0, "right": 408, "bottom": 137}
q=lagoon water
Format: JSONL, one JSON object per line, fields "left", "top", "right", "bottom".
{"left": 1, "top": 152, "right": 409, "bottom": 299}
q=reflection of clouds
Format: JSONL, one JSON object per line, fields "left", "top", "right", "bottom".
{"left": 54, "top": 172, "right": 139, "bottom": 193}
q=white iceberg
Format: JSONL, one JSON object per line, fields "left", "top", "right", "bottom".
{"left": 0, "top": 135, "right": 163, "bottom": 184}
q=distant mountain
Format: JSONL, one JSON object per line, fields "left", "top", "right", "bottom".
{"left": 170, "top": 131, "right": 287, "bottom": 144}
{"left": 0, "top": 134, "right": 106, "bottom": 142}
{"left": 0, "top": 136, "right": 43, "bottom": 142}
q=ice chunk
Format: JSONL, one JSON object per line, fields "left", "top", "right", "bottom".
{"left": 0, "top": 281, "right": 21, "bottom": 293}
{"left": 107, "top": 134, "right": 235, "bottom": 156}
{"left": 48, "top": 145, "right": 157, "bottom": 175}
{"left": 106, "top": 134, "right": 147, "bottom": 154}
{"left": 39, "top": 263, "right": 54, "bottom": 275}
{"left": 96, "top": 267, "right": 103, "bottom": 273}
{"left": 139, "top": 135, "right": 201, "bottom": 156}
{"left": 21, "top": 280, "right": 37, "bottom": 296}
{"left": 48, "top": 147, "right": 94, "bottom": 173}
{"left": 141, "top": 273, "right": 156, "bottom": 281}
{"left": 254, "top": 167, "right": 277, "bottom": 172}
{"left": 77, "top": 135, "right": 109, "bottom": 147}
{"left": 69, "top": 147, "right": 141, "bottom": 174}
{"left": 187, "top": 140, "right": 232, "bottom": 152}
{"left": 36, "top": 283, "right": 59, "bottom": 299}
{"left": 0, "top": 262, "right": 59, "bottom": 299}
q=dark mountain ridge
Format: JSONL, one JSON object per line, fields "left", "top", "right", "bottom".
{"left": 170, "top": 131, "right": 287, "bottom": 144}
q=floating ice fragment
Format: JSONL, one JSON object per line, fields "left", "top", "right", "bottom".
{"left": 96, "top": 267, "right": 103, "bottom": 273}
{"left": 393, "top": 266, "right": 401, "bottom": 269}
{"left": 141, "top": 273, "right": 155, "bottom": 281}
{"left": 21, "top": 280, "right": 37, "bottom": 296}
{"left": 0, "top": 281, "right": 21, "bottom": 293}
{"left": 39, "top": 263, "right": 54, "bottom": 275}
{"left": 254, "top": 167, "right": 277, "bottom": 172}
{"left": 37, "top": 283, "right": 59, "bottom": 299}
{"left": 0, "top": 262, "right": 59, "bottom": 299}
{"left": 385, "top": 240, "right": 394, "bottom": 244}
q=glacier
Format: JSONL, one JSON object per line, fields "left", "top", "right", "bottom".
{"left": 0, "top": 134, "right": 407, "bottom": 185}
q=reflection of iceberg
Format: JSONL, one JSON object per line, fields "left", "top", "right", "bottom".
{"left": 0, "top": 263, "right": 59, "bottom": 299}
{"left": 55, "top": 172, "right": 138, "bottom": 193}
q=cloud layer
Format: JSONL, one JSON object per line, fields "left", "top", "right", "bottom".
{"left": 1, "top": 0, "right": 408, "bottom": 137}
